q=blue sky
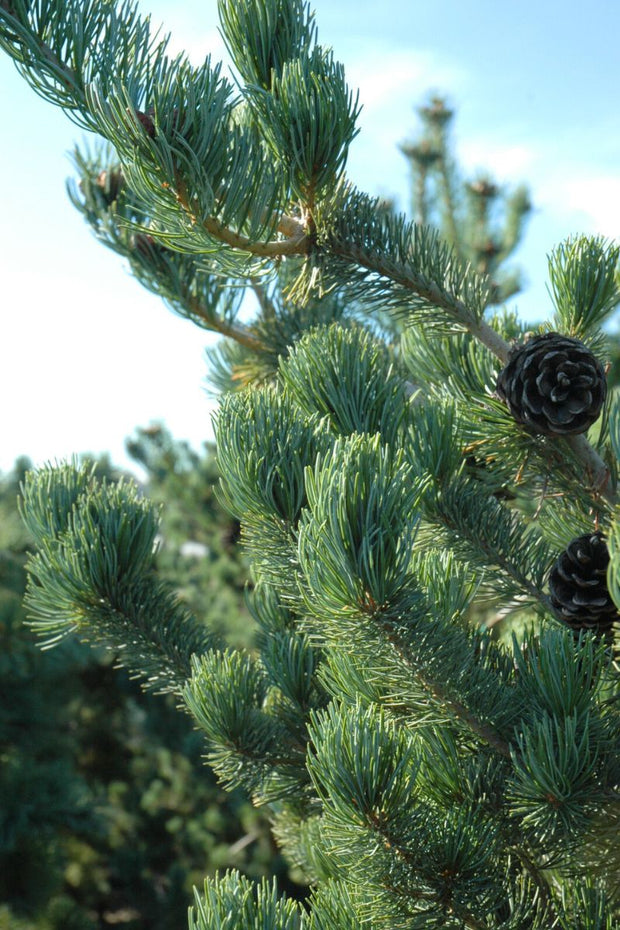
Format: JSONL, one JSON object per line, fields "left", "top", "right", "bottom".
{"left": 1, "top": 0, "right": 619, "bottom": 474}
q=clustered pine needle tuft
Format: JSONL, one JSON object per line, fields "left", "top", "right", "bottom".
{"left": 2, "top": 1, "right": 620, "bottom": 928}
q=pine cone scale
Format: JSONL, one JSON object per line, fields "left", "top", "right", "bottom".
{"left": 541, "top": 401, "right": 568, "bottom": 424}
{"left": 567, "top": 395, "right": 590, "bottom": 414}
{"left": 563, "top": 575, "right": 602, "bottom": 589}
{"left": 549, "top": 385, "right": 569, "bottom": 403}
{"left": 522, "top": 382, "right": 542, "bottom": 412}
{"left": 535, "top": 372, "right": 553, "bottom": 394}
{"left": 572, "top": 593, "right": 609, "bottom": 608}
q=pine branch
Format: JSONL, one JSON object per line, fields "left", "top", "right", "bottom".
{"left": 250, "top": 278, "right": 279, "bottom": 318}
{"left": 190, "top": 872, "right": 304, "bottom": 930}
{"left": 296, "top": 435, "right": 523, "bottom": 755}
{"left": 201, "top": 213, "right": 309, "bottom": 257}
{"left": 185, "top": 292, "right": 266, "bottom": 352}
{"left": 327, "top": 237, "right": 612, "bottom": 500}
{"left": 184, "top": 651, "right": 312, "bottom": 800}
{"left": 549, "top": 236, "right": 620, "bottom": 339}
{"left": 20, "top": 463, "right": 213, "bottom": 693}
{"left": 307, "top": 702, "right": 542, "bottom": 927}
{"left": 0, "top": 0, "right": 160, "bottom": 124}
{"left": 378, "top": 618, "right": 512, "bottom": 761}
{"left": 321, "top": 206, "right": 489, "bottom": 329}
{"left": 421, "top": 478, "right": 555, "bottom": 610}
{"left": 69, "top": 144, "right": 273, "bottom": 351}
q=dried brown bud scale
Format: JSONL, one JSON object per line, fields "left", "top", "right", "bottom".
{"left": 96, "top": 168, "right": 125, "bottom": 205}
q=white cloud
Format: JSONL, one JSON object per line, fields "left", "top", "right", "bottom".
{"left": 458, "top": 140, "right": 537, "bottom": 183}
{"left": 340, "top": 45, "right": 471, "bottom": 202}
{"left": 346, "top": 47, "right": 469, "bottom": 114}
{"left": 165, "top": 26, "right": 230, "bottom": 68}
{"left": 454, "top": 130, "right": 620, "bottom": 242}
{"left": 541, "top": 174, "right": 620, "bottom": 239}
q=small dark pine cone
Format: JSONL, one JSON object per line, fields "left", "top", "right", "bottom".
{"left": 132, "top": 233, "right": 158, "bottom": 256}
{"left": 128, "top": 108, "right": 156, "bottom": 138}
{"left": 496, "top": 332, "right": 606, "bottom": 436}
{"left": 132, "top": 234, "right": 169, "bottom": 267}
{"left": 548, "top": 532, "right": 619, "bottom": 634}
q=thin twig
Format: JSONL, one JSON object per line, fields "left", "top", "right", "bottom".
{"left": 186, "top": 295, "right": 265, "bottom": 352}
{"left": 368, "top": 813, "right": 497, "bottom": 930}
{"left": 250, "top": 278, "right": 277, "bottom": 318}
{"left": 511, "top": 843, "right": 553, "bottom": 913}
{"left": 202, "top": 215, "right": 309, "bottom": 257}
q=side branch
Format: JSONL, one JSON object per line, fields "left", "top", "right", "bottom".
{"left": 565, "top": 433, "right": 613, "bottom": 500}
{"left": 330, "top": 235, "right": 482, "bottom": 333}
{"left": 328, "top": 234, "right": 614, "bottom": 501}
{"left": 186, "top": 295, "right": 266, "bottom": 353}
{"left": 172, "top": 168, "right": 311, "bottom": 259}
{"left": 368, "top": 815, "right": 496, "bottom": 930}
{"left": 203, "top": 216, "right": 310, "bottom": 257}
{"left": 0, "top": 8, "right": 85, "bottom": 104}
{"left": 380, "top": 621, "right": 512, "bottom": 759}
{"left": 427, "top": 679, "right": 512, "bottom": 760}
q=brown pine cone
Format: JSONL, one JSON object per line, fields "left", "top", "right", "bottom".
{"left": 496, "top": 332, "right": 606, "bottom": 436}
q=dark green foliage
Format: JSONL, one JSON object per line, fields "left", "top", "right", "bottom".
{"left": 279, "top": 323, "right": 410, "bottom": 443}
{"left": 215, "top": 387, "right": 320, "bottom": 527}
{"left": 298, "top": 434, "right": 422, "bottom": 619}
{"left": 218, "top": 0, "right": 317, "bottom": 89}
{"left": 0, "top": 449, "right": 301, "bottom": 929}
{"left": 190, "top": 871, "right": 303, "bottom": 930}
{"left": 248, "top": 46, "right": 361, "bottom": 202}
{"left": 549, "top": 236, "right": 620, "bottom": 341}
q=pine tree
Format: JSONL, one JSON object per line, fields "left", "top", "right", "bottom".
{"left": 400, "top": 96, "right": 531, "bottom": 304}
{"left": 2, "top": 2, "right": 620, "bottom": 928}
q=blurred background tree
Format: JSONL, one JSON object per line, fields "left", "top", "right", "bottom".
{"left": 400, "top": 95, "right": 532, "bottom": 305}
{"left": 0, "top": 440, "right": 302, "bottom": 930}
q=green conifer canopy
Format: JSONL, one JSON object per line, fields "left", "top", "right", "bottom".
{"left": 2, "top": 0, "right": 620, "bottom": 927}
